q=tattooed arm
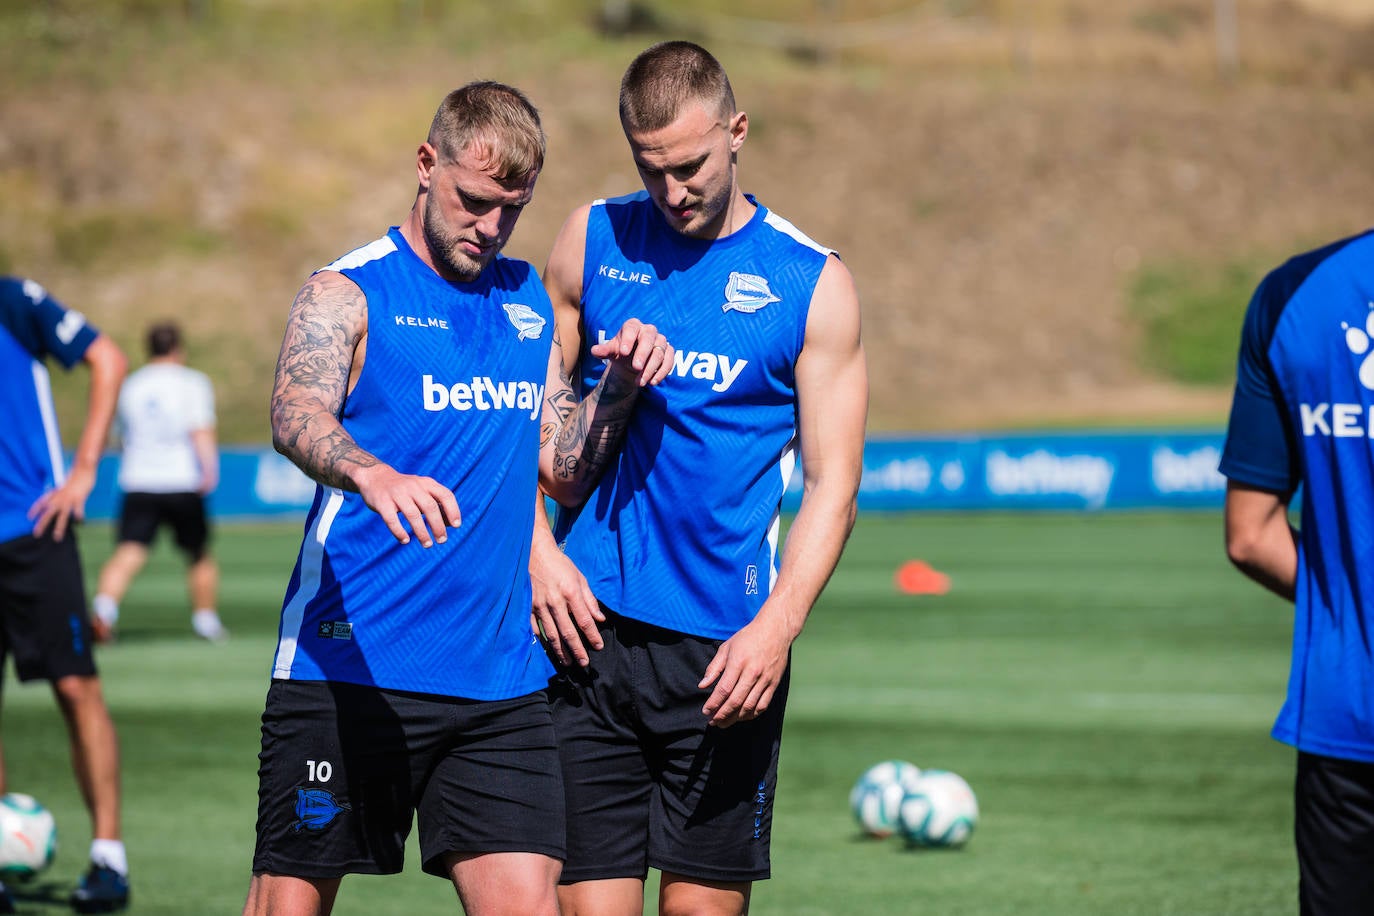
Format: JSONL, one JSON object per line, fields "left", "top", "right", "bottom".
{"left": 536, "top": 205, "right": 673, "bottom": 507}
{"left": 528, "top": 206, "right": 672, "bottom": 665}
{"left": 270, "top": 271, "right": 460, "bottom": 547}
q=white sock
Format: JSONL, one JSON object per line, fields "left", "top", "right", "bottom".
{"left": 192, "top": 608, "right": 226, "bottom": 638}
{"left": 92, "top": 594, "right": 119, "bottom": 626}
{"left": 89, "top": 839, "right": 127, "bottom": 876}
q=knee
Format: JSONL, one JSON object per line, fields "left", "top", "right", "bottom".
{"left": 52, "top": 675, "right": 106, "bottom": 712}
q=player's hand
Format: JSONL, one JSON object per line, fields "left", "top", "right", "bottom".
{"left": 590, "top": 319, "right": 673, "bottom": 388}
{"left": 699, "top": 614, "right": 792, "bottom": 728}
{"left": 354, "top": 464, "right": 460, "bottom": 547}
{"left": 28, "top": 465, "right": 96, "bottom": 542}
{"left": 531, "top": 534, "right": 604, "bottom": 667}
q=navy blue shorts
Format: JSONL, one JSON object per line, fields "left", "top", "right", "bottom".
{"left": 0, "top": 532, "right": 97, "bottom": 683}
{"left": 1295, "top": 750, "right": 1374, "bottom": 915}
{"left": 548, "top": 608, "right": 789, "bottom": 884}
{"left": 251, "top": 679, "right": 565, "bottom": 879}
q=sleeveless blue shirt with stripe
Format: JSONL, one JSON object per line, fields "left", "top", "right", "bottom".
{"left": 553, "top": 193, "right": 832, "bottom": 640}
{"left": 271, "top": 228, "right": 554, "bottom": 700}
{"left": 1221, "top": 228, "right": 1374, "bottom": 763}
{"left": 0, "top": 277, "right": 99, "bottom": 545}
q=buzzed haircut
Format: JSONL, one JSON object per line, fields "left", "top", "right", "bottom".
{"left": 146, "top": 321, "right": 182, "bottom": 358}
{"left": 428, "top": 80, "right": 545, "bottom": 182}
{"left": 619, "top": 41, "right": 736, "bottom": 133}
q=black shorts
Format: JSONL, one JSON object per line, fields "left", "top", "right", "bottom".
{"left": 1295, "top": 750, "right": 1374, "bottom": 915}
{"left": 0, "top": 532, "right": 98, "bottom": 683}
{"left": 251, "top": 679, "right": 565, "bottom": 879}
{"left": 116, "top": 491, "right": 209, "bottom": 559}
{"left": 548, "top": 608, "right": 790, "bottom": 885}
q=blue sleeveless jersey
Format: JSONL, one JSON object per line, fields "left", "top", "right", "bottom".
{"left": 0, "top": 277, "right": 99, "bottom": 544}
{"left": 272, "top": 228, "right": 554, "bottom": 700}
{"left": 554, "top": 193, "right": 832, "bottom": 639}
{"left": 1221, "top": 228, "right": 1374, "bottom": 762}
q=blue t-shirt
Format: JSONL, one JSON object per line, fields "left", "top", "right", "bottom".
{"left": 0, "top": 277, "right": 99, "bottom": 544}
{"left": 554, "top": 193, "right": 832, "bottom": 639}
{"left": 1220, "top": 228, "right": 1374, "bottom": 763}
{"left": 271, "top": 228, "right": 555, "bottom": 700}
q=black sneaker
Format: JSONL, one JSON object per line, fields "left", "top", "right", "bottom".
{"left": 69, "top": 864, "right": 129, "bottom": 913}
{"left": 0, "top": 879, "right": 14, "bottom": 915}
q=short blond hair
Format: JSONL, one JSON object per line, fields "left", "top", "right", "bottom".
{"left": 428, "top": 81, "right": 545, "bottom": 181}
{"left": 619, "top": 41, "right": 736, "bottom": 133}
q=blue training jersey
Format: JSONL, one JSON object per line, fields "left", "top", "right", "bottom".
{"left": 272, "top": 228, "right": 554, "bottom": 700}
{"left": 1220, "top": 228, "right": 1374, "bottom": 763}
{"left": 554, "top": 193, "right": 832, "bottom": 640}
{"left": 0, "top": 277, "right": 99, "bottom": 544}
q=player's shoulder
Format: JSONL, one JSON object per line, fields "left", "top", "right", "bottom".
{"left": 756, "top": 206, "right": 835, "bottom": 259}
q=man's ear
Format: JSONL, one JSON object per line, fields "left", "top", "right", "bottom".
{"left": 728, "top": 111, "right": 748, "bottom": 153}
{"left": 417, "top": 142, "right": 438, "bottom": 189}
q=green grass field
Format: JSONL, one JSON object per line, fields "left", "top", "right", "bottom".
{"left": 1, "top": 512, "right": 1295, "bottom": 914}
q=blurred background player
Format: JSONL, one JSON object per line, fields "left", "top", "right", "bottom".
{"left": 91, "top": 320, "right": 224, "bottom": 644}
{"left": 0, "top": 276, "right": 132, "bottom": 912}
{"left": 1221, "top": 228, "right": 1374, "bottom": 915}
{"left": 532, "top": 41, "right": 867, "bottom": 916}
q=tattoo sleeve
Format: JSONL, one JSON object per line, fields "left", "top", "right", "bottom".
{"left": 269, "top": 273, "right": 380, "bottom": 491}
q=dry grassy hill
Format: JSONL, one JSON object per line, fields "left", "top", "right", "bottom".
{"left": 4, "top": 0, "right": 1374, "bottom": 441}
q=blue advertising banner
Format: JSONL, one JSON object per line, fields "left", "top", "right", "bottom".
{"left": 781, "top": 430, "right": 1228, "bottom": 512}
{"left": 80, "top": 431, "right": 1229, "bottom": 522}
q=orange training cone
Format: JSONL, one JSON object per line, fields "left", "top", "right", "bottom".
{"left": 895, "top": 560, "right": 951, "bottom": 596}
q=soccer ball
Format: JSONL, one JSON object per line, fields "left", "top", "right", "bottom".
{"left": 849, "top": 760, "right": 922, "bottom": 838}
{"left": 896, "top": 769, "right": 978, "bottom": 848}
{"left": 0, "top": 793, "right": 57, "bottom": 879}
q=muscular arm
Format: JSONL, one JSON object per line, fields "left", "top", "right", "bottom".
{"left": 31, "top": 334, "right": 128, "bottom": 540}
{"left": 700, "top": 255, "right": 868, "bottom": 726}
{"left": 270, "top": 271, "right": 459, "bottom": 546}
{"left": 270, "top": 271, "right": 376, "bottom": 490}
{"left": 1224, "top": 480, "right": 1297, "bottom": 602}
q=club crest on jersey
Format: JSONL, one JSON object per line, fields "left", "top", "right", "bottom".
{"left": 292, "top": 788, "right": 350, "bottom": 832}
{"left": 722, "top": 272, "right": 780, "bottom": 314}
{"left": 503, "top": 302, "right": 546, "bottom": 340}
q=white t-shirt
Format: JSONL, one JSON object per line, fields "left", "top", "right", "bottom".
{"left": 115, "top": 362, "right": 216, "bottom": 493}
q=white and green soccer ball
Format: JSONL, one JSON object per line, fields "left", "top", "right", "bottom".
{"left": 896, "top": 769, "right": 979, "bottom": 848}
{"left": 0, "top": 793, "right": 57, "bottom": 879}
{"left": 849, "top": 760, "right": 922, "bottom": 838}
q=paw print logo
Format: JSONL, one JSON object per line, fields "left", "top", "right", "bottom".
{"left": 1343, "top": 304, "right": 1374, "bottom": 390}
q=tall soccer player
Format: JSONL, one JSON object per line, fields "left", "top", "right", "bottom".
{"left": 0, "top": 276, "right": 132, "bottom": 912}
{"left": 532, "top": 41, "right": 868, "bottom": 916}
{"left": 244, "top": 82, "right": 669, "bottom": 916}
{"left": 1221, "top": 228, "right": 1374, "bottom": 915}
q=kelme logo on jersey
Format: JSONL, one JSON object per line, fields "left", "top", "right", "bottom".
{"left": 722, "top": 272, "right": 780, "bottom": 314}
{"left": 1300, "top": 304, "right": 1374, "bottom": 439}
{"left": 423, "top": 375, "right": 544, "bottom": 419}
{"left": 595, "top": 331, "right": 748, "bottom": 393}
{"left": 503, "top": 302, "right": 546, "bottom": 340}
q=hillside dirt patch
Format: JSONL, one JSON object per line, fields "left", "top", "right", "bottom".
{"left": 4, "top": 1, "right": 1374, "bottom": 440}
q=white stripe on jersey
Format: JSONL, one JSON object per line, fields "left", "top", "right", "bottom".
{"left": 768, "top": 436, "right": 799, "bottom": 592}
{"left": 320, "top": 234, "right": 398, "bottom": 273}
{"left": 31, "top": 360, "right": 65, "bottom": 487}
{"left": 763, "top": 210, "right": 835, "bottom": 257}
{"left": 273, "top": 488, "right": 345, "bottom": 678}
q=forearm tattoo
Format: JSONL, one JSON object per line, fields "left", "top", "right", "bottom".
{"left": 270, "top": 275, "right": 378, "bottom": 491}
{"left": 551, "top": 366, "right": 639, "bottom": 485}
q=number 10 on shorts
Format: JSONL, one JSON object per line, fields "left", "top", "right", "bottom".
{"left": 306, "top": 759, "right": 333, "bottom": 782}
